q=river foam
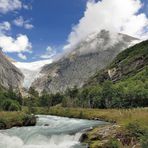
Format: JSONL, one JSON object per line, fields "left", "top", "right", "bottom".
{"left": 0, "top": 133, "right": 80, "bottom": 148}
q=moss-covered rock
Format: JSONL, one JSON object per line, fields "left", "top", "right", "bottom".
{"left": 82, "top": 124, "right": 144, "bottom": 148}
{"left": 23, "top": 114, "right": 36, "bottom": 126}
{"left": 0, "top": 112, "right": 36, "bottom": 130}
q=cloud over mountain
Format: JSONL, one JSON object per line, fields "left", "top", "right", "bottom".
{"left": 41, "top": 46, "right": 56, "bottom": 59}
{"left": 64, "top": 0, "right": 148, "bottom": 50}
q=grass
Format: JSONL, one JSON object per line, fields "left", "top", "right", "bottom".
{"left": 39, "top": 107, "right": 148, "bottom": 129}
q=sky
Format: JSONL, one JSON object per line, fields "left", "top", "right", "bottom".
{"left": 0, "top": 0, "right": 148, "bottom": 62}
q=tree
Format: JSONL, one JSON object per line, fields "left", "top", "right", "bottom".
{"left": 28, "top": 87, "right": 39, "bottom": 107}
{"left": 50, "top": 93, "right": 64, "bottom": 106}
{"left": 5, "top": 87, "right": 23, "bottom": 105}
{"left": 1, "top": 99, "right": 21, "bottom": 111}
{"left": 102, "top": 81, "right": 114, "bottom": 108}
{"left": 39, "top": 90, "right": 50, "bottom": 107}
{"left": 29, "top": 87, "right": 39, "bottom": 98}
{"left": 87, "top": 86, "right": 103, "bottom": 108}
{"left": 66, "top": 86, "right": 79, "bottom": 99}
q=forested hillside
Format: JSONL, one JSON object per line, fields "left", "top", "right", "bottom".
{"left": 30, "top": 40, "right": 148, "bottom": 109}
{"left": 62, "top": 40, "right": 148, "bottom": 108}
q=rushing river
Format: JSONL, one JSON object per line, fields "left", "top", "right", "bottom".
{"left": 0, "top": 115, "right": 106, "bottom": 148}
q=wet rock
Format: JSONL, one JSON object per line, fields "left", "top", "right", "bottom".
{"left": 23, "top": 115, "right": 36, "bottom": 126}
{"left": 79, "top": 133, "right": 88, "bottom": 142}
{"left": 44, "top": 124, "right": 50, "bottom": 126}
{"left": 0, "top": 122, "right": 6, "bottom": 129}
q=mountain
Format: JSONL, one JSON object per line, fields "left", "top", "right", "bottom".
{"left": 86, "top": 39, "right": 148, "bottom": 86}
{"left": 31, "top": 30, "right": 138, "bottom": 93}
{"left": 60, "top": 40, "right": 148, "bottom": 109}
{"left": 0, "top": 51, "right": 24, "bottom": 91}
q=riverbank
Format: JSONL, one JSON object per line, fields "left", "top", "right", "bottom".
{"left": 0, "top": 111, "right": 36, "bottom": 130}
{"left": 32, "top": 106, "right": 148, "bottom": 148}
{"left": 33, "top": 106, "right": 148, "bottom": 128}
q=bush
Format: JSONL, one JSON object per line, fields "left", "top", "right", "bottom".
{"left": 1, "top": 99, "right": 21, "bottom": 111}
{"left": 79, "top": 111, "right": 84, "bottom": 118}
{"left": 126, "top": 122, "right": 145, "bottom": 138}
{"left": 140, "top": 132, "right": 148, "bottom": 148}
{"left": 0, "top": 118, "right": 6, "bottom": 129}
{"left": 104, "top": 138, "right": 119, "bottom": 148}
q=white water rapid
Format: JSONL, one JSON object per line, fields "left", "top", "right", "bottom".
{"left": 0, "top": 115, "right": 106, "bottom": 148}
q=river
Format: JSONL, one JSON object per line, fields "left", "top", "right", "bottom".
{"left": 0, "top": 115, "right": 106, "bottom": 148}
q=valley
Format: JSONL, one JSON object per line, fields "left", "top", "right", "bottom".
{"left": 0, "top": 39, "right": 148, "bottom": 147}
{"left": 0, "top": 0, "right": 148, "bottom": 147}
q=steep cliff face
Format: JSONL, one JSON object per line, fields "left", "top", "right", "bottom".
{"left": 0, "top": 51, "right": 24, "bottom": 90}
{"left": 31, "top": 30, "right": 138, "bottom": 93}
{"left": 86, "top": 40, "right": 148, "bottom": 86}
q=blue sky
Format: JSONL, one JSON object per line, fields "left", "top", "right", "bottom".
{"left": 0, "top": 0, "right": 86, "bottom": 62}
{"left": 0, "top": 0, "right": 148, "bottom": 62}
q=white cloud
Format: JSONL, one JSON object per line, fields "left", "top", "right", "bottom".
{"left": 41, "top": 46, "right": 56, "bottom": 59}
{"left": 0, "top": 0, "right": 22, "bottom": 14}
{"left": 18, "top": 53, "right": 27, "bottom": 60}
{"left": 0, "top": 34, "right": 32, "bottom": 53}
{"left": 46, "top": 46, "right": 53, "bottom": 52}
{"left": 23, "top": 3, "right": 32, "bottom": 10}
{"left": 13, "top": 16, "right": 34, "bottom": 29}
{"left": 23, "top": 4, "right": 29, "bottom": 10}
{"left": 13, "top": 16, "right": 24, "bottom": 27}
{"left": 64, "top": 0, "right": 148, "bottom": 50}
{"left": 0, "top": 21, "right": 11, "bottom": 32}
{"left": 24, "top": 23, "right": 34, "bottom": 29}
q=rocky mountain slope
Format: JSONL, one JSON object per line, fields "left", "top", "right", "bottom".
{"left": 0, "top": 51, "right": 24, "bottom": 90}
{"left": 31, "top": 30, "right": 138, "bottom": 93}
{"left": 86, "top": 39, "right": 148, "bottom": 86}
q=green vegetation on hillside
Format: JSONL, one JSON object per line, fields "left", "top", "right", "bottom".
{"left": 89, "top": 40, "right": 148, "bottom": 84}
{"left": 31, "top": 66, "right": 147, "bottom": 109}
{"left": 110, "top": 39, "right": 148, "bottom": 68}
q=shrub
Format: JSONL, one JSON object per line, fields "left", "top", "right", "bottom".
{"left": 104, "top": 138, "right": 119, "bottom": 148}
{"left": 79, "top": 111, "right": 84, "bottom": 118}
{"left": 126, "top": 122, "right": 145, "bottom": 138}
{"left": 1, "top": 99, "right": 21, "bottom": 111}
{"left": 0, "top": 118, "right": 6, "bottom": 129}
{"left": 140, "top": 132, "right": 148, "bottom": 148}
